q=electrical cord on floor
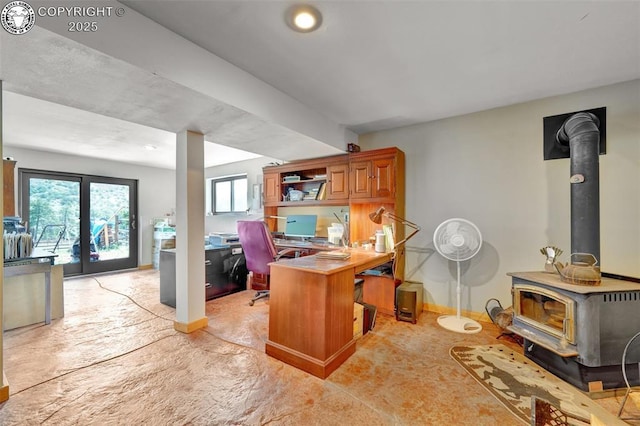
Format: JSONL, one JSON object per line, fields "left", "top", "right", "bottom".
{"left": 93, "top": 277, "right": 176, "bottom": 323}
{"left": 94, "top": 277, "right": 265, "bottom": 353}
{"left": 7, "top": 277, "right": 179, "bottom": 398}
{"left": 198, "top": 326, "right": 267, "bottom": 352}
{"left": 7, "top": 275, "right": 266, "bottom": 399}
{"left": 9, "top": 333, "right": 179, "bottom": 397}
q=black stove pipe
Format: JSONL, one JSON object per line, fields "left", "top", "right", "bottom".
{"left": 556, "top": 112, "right": 601, "bottom": 264}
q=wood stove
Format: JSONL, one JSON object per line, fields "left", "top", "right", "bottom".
{"left": 507, "top": 110, "right": 640, "bottom": 392}
{"left": 508, "top": 271, "right": 640, "bottom": 391}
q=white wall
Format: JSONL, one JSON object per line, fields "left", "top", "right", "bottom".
{"left": 204, "top": 156, "right": 280, "bottom": 234}
{"left": 360, "top": 79, "right": 640, "bottom": 314}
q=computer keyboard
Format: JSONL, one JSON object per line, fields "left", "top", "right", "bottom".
{"left": 273, "top": 238, "right": 311, "bottom": 247}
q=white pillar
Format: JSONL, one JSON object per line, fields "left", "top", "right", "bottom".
{"left": 0, "top": 79, "right": 9, "bottom": 402}
{"left": 174, "top": 130, "right": 207, "bottom": 332}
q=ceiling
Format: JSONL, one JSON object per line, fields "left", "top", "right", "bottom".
{"left": 2, "top": 1, "right": 639, "bottom": 170}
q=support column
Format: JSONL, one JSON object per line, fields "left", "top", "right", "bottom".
{"left": 0, "top": 79, "right": 9, "bottom": 402}
{"left": 174, "top": 130, "right": 207, "bottom": 333}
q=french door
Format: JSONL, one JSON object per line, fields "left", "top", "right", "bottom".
{"left": 19, "top": 169, "right": 138, "bottom": 276}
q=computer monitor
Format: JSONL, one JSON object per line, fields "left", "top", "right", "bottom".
{"left": 284, "top": 214, "right": 317, "bottom": 240}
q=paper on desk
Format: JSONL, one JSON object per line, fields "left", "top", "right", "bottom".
{"left": 316, "top": 251, "right": 351, "bottom": 260}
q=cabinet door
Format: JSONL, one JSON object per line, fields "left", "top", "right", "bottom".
{"left": 361, "top": 275, "right": 397, "bottom": 316}
{"left": 326, "top": 163, "right": 349, "bottom": 200}
{"left": 263, "top": 172, "right": 280, "bottom": 205}
{"left": 349, "top": 160, "right": 372, "bottom": 199}
{"left": 371, "top": 156, "right": 395, "bottom": 199}
{"left": 3, "top": 160, "right": 16, "bottom": 217}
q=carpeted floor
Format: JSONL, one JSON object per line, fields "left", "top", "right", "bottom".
{"left": 0, "top": 269, "right": 633, "bottom": 425}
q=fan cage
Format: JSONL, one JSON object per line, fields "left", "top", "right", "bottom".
{"left": 433, "top": 218, "right": 482, "bottom": 262}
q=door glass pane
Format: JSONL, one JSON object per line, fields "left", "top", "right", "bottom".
{"left": 90, "top": 182, "right": 130, "bottom": 262}
{"left": 29, "top": 178, "right": 80, "bottom": 266}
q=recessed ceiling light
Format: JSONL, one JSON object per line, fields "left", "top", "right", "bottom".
{"left": 286, "top": 4, "right": 322, "bottom": 33}
{"left": 144, "top": 144, "right": 157, "bottom": 151}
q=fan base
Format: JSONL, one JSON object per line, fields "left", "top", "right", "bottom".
{"left": 437, "top": 315, "right": 483, "bottom": 334}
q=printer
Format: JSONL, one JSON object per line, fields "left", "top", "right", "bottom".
{"left": 208, "top": 232, "right": 240, "bottom": 247}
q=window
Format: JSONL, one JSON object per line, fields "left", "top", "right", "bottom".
{"left": 211, "top": 175, "right": 248, "bottom": 213}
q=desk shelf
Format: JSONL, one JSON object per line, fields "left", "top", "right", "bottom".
{"left": 281, "top": 177, "right": 326, "bottom": 184}
{"left": 276, "top": 199, "right": 346, "bottom": 207}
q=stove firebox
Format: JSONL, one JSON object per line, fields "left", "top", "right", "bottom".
{"left": 508, "top": 272, "right": 640, "bottom": 391}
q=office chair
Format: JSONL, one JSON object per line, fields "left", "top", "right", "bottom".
{"left": 237, "top": 220, "right": 297, "bottom": 306}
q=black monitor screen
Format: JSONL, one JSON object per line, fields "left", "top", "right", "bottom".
{"left": 284, "top": 215, "right": 317, "bottom": 239}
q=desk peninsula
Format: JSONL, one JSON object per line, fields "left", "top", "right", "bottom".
{"left": 266, "top": 249, "right": 393, "bottom": 379}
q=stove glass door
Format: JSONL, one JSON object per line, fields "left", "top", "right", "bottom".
{"left": 514, "top": 284, "right": 575, "bottom": 344}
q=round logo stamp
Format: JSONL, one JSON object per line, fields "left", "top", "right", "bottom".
{"left": 1, "top": 1, "right": 35, "bottom": 35}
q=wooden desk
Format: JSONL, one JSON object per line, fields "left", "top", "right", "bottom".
{"left": 265, "top": 249, "right": 393, "bottom": 379}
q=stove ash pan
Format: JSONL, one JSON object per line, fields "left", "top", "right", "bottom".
{"left": 510, "top": 281, "right": 640, "bottom": 368}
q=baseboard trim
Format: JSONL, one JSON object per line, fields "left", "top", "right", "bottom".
{"left": 265, "top": 338, "right": 356, "bottom": 379}
{"left": 423, "top": 303, "right": 491, "bottom": 323}
{"left": 0, "top": 371, "right": 9, "bottom": 403}
{"left": 174, "top": 317, "right": 208, "bottom": 334}
{"left": 138, "top": 264, "right": 153, "bottom": 270}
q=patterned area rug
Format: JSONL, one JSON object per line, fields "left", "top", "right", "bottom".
{"left": 450, "top": 344, "right": 600, "bottom": 425}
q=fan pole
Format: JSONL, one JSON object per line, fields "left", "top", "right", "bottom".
{"left": 436, "top": 259, "right": 483, "bottom": 334}
{"left": 434, "top": 218, "right": 484, "bottom": 334}
{"left": 456, "top": 260, "right": 461, "bottom": 319}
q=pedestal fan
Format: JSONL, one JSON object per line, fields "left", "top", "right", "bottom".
{"left": 433, "top": 218, "right": 483, "bottom": 334}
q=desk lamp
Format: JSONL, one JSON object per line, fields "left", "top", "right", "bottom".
{"left": 368, "top": 206, "right": 421, "bottom": 248}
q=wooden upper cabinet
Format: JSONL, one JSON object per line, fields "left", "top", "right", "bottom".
{"left": 349, "top": 160, "right": 372, "bottom": 199}
{"left": 261, "top": 148, "right": 404, "bottom": 208}
{"left": 263, "top": 172, "right": 280, "bottom": 205}
{"left": 326, "top": 163, "right": 349, "bottom": 200}
{"left": 262, "top": 154, "right": 349, "bottom": 208}
{"left": 349, "top": 153, "right": 397, "bottom": 201}
{"left": 3, "top": 159, "right": 16, "bottom": 217}
{"left": 371, "top": 156, "right": 395, "bottom": 199}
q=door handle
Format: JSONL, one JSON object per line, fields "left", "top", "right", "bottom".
{"left": 131, "top": 214, "right": 136, "bottom": 230}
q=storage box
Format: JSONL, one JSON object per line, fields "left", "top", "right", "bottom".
{"left": 353, "top": 302, "right": 364, "bottom": 339}
{"left": 153, "top": 227, "right": 176, "bottom": 240}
